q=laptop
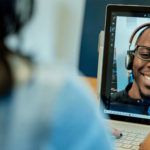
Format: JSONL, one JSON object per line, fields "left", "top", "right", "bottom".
{"left": 97, "top": 4, "right": 150, "bottom": 150}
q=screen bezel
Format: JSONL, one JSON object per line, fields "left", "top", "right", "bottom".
{"left": 101, "top": 4, "right": 150, "bottom": 125}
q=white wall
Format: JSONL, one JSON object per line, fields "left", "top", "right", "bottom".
{"left": 6, "top": 0, "right": 85, "bottom": 70}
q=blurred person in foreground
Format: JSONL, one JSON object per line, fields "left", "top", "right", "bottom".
{"left": 0, "top": 0, "right": 115, "bottom": 150}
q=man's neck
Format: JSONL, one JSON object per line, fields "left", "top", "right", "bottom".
{"left": 128, "top": 81, "right": 141, "bottom": 99}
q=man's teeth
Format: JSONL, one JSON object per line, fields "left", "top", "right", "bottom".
{"left": 144, "top": 75, "right": 150, "bottom": 81}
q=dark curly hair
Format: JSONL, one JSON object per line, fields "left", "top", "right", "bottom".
{"left": 0, "top": 0, "right": 34, "bottom": 96}
{"left": 0, "top": 0, "right": 34, "bottom": 39}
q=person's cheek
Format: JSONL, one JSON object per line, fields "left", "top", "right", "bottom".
{"left": 132, "top": 58, "right": 139, "bottom": 79}
{"left": 132, "top": 57, "right": 144, "bottom": 77}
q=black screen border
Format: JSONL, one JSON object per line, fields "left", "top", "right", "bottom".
{"left": 101, "top": 4, "right": 150, "bottom": 125}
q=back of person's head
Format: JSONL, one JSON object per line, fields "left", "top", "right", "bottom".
{"left": 0, "top": 0, "right": 85, "bottom": 97}
{"left": 2, "top": 1, "right": 86, "bottom": 149}
{"left": 0, "top": 0, "right": 34, "bottom": 96}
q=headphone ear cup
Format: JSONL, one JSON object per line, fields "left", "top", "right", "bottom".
{"left": 125, "top": 51, "right": 134, "bottom": 70}
{"left": 0, "top": 56, "right": 13, "bottom": 96}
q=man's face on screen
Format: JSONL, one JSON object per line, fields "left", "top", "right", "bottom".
{"left": 133, "top": 28, "right": 150, "bottom": 98}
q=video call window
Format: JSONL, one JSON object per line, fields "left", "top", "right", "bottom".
{"left": 111, "top": 16, "right": 150, "bottom": 93}
{"left": 103, "top": 11, "right": 150, "bottom": 119}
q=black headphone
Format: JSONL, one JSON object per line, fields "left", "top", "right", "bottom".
{"left": 125, "top": 23, "right": 150, "bottom": 70}
{"left": 0, "top": 0, "right": 34, "bottom": 96}
{"left": 0, "top": 0, "right": 34, "bottom": 40}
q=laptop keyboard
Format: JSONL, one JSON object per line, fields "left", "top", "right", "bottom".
{"left": 115, "top": 129, "right": 147, "bottom": 150}
{"left": 106, "top": 119, "right": 150, "bottom": 150}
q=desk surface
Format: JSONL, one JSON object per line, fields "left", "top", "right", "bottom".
{"left": 81, "top": 77, "right": 97, "bottom": 93}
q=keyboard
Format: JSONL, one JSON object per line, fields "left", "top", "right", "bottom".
{"left": 106, "top": 119, "right": 150, "bottom": 150}
{"left": 116, "top": 129, "right": 147, "bottom": 150}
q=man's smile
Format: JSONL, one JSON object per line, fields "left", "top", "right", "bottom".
{"left": 140, "top": 72, "right": 150, "bottom": 85}
{"left": 144, "top": 75, "right": 150, "bottom": 81}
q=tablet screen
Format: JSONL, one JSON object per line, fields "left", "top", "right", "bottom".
{"left": 101, "top": 5, "right": 150, "bottom": 123}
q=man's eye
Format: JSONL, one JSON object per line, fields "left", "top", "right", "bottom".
{"left": 140, "top": 53, "right": 150, "bottom": 58}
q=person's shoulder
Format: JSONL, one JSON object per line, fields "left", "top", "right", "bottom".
{"left": 110, "top": 83, "right": 132, "bottom": 102}
{"left": 110, "top": 90, "right": 126, "bottom": 102}
{"left": 56, "top": 72, "right": 98, "bottom": 108}
{"left": 50, "top": 73, "right": 114, "bottom": 150}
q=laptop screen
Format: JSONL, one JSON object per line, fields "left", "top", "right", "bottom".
{"left": 101, "top": 4, "right": 150, "bottom": 124}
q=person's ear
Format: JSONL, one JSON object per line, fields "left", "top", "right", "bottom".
{"left": 132, "top": 52, "right": 136, "bottom": 56}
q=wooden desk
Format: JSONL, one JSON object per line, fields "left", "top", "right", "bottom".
{"left": 80, "top": 76, "right": 97, "bottom": 93}
{"left": 81, "top": 76, "right": 99, "bottom": 104}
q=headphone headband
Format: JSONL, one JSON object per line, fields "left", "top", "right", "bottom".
{"left": 129, "top": 22, "right": 150, "bottom": 48}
